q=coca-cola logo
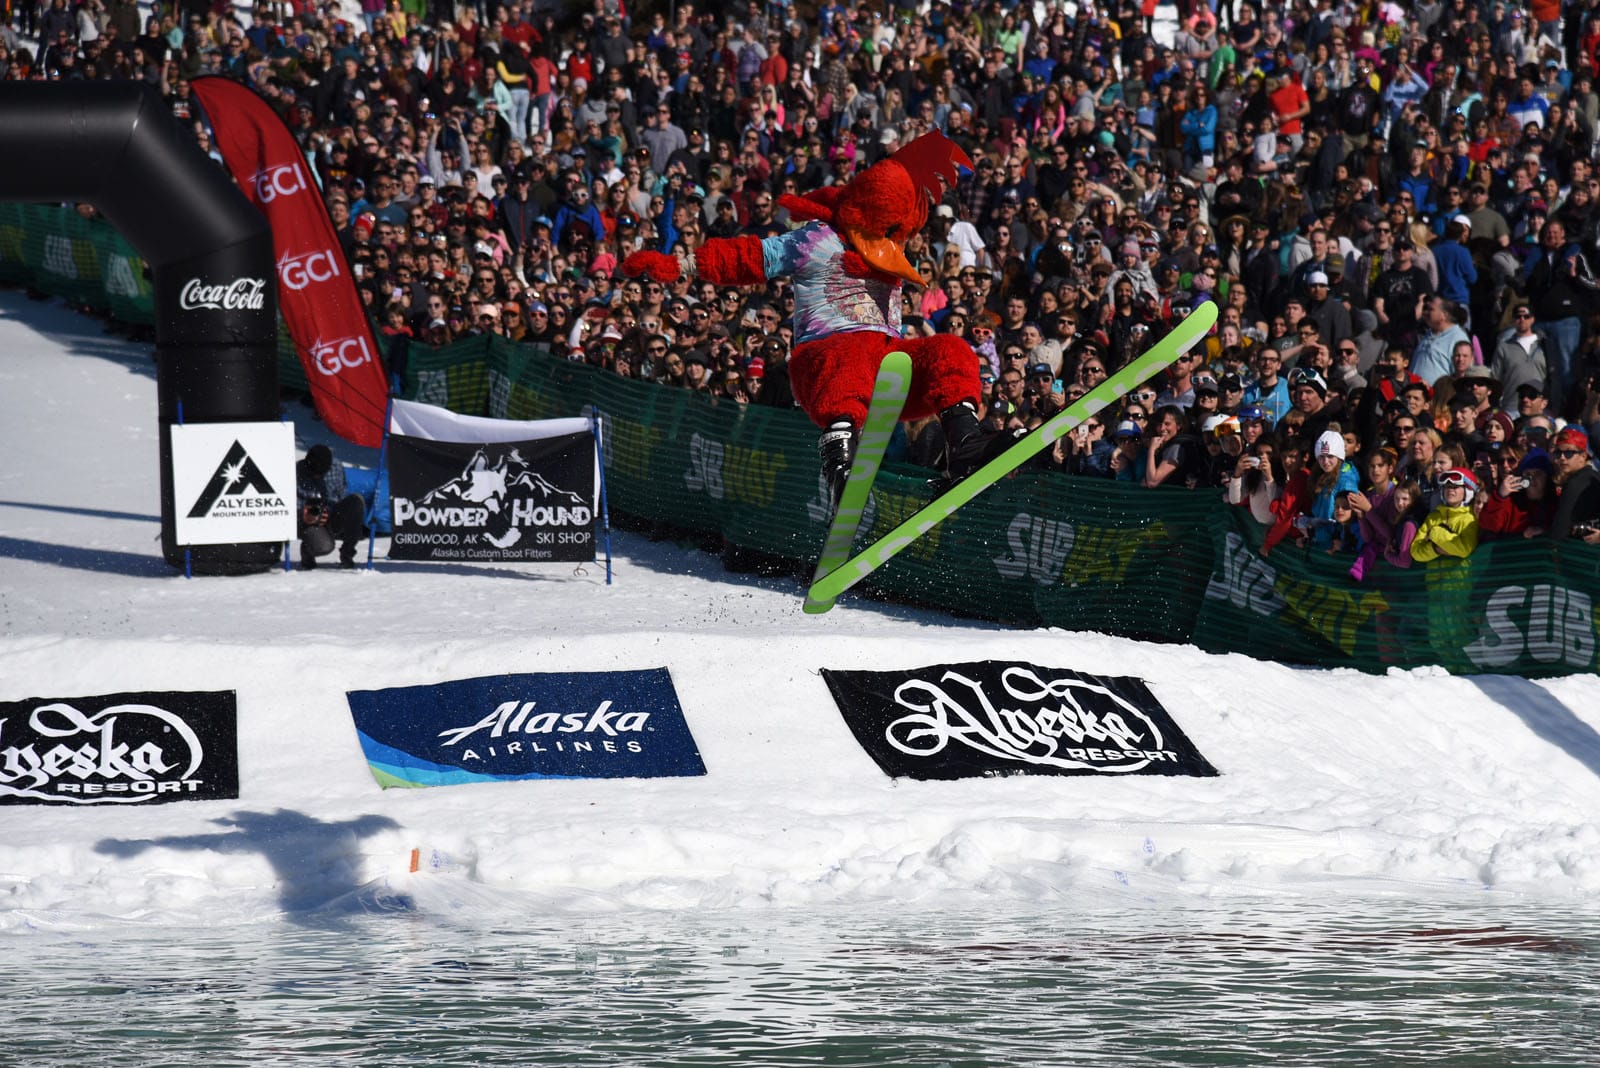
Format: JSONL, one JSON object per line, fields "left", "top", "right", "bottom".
{"left": 277, "top": 249, "right": 342, "bottom": 292}
{"left": 250, "top": 161, "right": 309, "bottom": 204}
{"left": 312, "top": 334, "right": 374, "bottom": 376}
{"left": 179, "top": 276, "right": 267, "bottom": 312}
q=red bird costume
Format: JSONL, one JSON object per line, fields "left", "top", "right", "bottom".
{"left": 624, "top": 132, "right": 1006, "bottom": 505}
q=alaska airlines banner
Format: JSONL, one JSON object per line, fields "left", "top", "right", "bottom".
{"left": 387, "top": 400, "right": 597, "bottom": 563}
{"left": 191, "top": 76, "right": 389, "bottom": 447}
{"left": 346, "top": 669, "right": 706, "bottom": 788}
{"left": 821, "top": 662, "right": 1217, "bottom": 780}
{"left": 0, "top": 691, "right": 240, "bottom": 805}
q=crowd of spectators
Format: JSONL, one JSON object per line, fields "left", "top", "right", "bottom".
{"left": 6, "top": 0, "right": 1600, "bottom": 570}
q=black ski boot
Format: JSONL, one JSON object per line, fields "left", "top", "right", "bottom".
{"left": 937, "top": 400, "right": 1023, "bottom": 484}
{"left": 818, "top": 419, "right": 857, "bottom": 511}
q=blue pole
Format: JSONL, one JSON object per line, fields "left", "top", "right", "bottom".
{"left": 592, "top": 410, "right": 612, "bottom": 586}
{"left": 177, "top": 399, "right": 191, "bottom": 580}
{"left": 365, "top": 396, "right": 395, "bottom": 570}
{"left": 282, "top": 402, "right": 291, "bottom": 571}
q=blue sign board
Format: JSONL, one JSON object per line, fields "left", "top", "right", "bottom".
{"left": 347, "top": 669, "right": 706, "bottom": 787}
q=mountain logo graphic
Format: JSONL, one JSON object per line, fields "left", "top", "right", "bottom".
{"left": 187, "top": 440, "right": 279, "bottom": 518}
{"left": 409, "top": 445, "right": 590, "bottom": 548}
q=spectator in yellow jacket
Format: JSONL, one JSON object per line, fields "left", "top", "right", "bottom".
{"left": 1410, "top": 467, "right": 1480, "bottom": 562}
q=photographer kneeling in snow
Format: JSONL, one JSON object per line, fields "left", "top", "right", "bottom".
{"left": 296, "top": 444, "right": 365, "bottom": 570}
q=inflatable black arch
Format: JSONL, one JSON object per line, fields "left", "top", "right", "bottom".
{"left": 0, "top": 81, "right": 280, "bottom": 575}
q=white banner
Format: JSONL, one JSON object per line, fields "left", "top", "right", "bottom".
{"left": 389, "top": 398, "right": 591, "bottom": 444}
{"left": 171, "top": 422, "right": 297, "bottom": 546}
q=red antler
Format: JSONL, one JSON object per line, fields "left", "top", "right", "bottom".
{"left": 889, "top": 131, "right": 974, "bottom": 202}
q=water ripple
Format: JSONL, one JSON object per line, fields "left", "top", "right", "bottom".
{"left": 3, "top": 897, "right": 1594, "bottom": 1066}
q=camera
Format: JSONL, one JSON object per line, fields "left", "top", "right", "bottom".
{"left": 302, "top": 500, "right": 330, "bottom": 526}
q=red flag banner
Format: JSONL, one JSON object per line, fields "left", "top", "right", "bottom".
{"left": 190, "top": 77, "right": 389, "bottom": 447}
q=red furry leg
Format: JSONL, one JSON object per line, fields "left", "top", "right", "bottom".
{"left": 899, "top": 333, "right": 983, "bottom": 421}
{"left": 787, "top": 332, "right": 895, "bottom": 429}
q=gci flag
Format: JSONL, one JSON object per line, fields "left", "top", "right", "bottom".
{"left": 190, "top": 77, "right": 389, "bottom": 446}
{"left": 346, "top": 669, "right": 706, "bottom": 788}
{"left": 0, "top": 690, "right": 240, "bottom": 805}
{"left": 821, "top": 662, "right": 1217, "bottom": 780}
{"left": 387, "top": 400, "right": 597, "bottom": 563}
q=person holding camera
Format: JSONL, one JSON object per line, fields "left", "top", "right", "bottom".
{"left": 296, "top": 444, "right": 366, "bottom": 570}
{"left": 1478, "top": 448, "right": 1558, "bottom": 541}
{"left": 1549, "top": 428, "right": 1600, "bottom": 544}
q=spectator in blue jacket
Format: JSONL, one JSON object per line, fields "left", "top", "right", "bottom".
{"left": 1181, "top": 84, "right": 1218, "bottom": 174}
{"left": 1431, "top": 218, "right": 1478, "bottom": 313}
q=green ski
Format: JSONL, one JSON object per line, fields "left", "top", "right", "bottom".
{"left": 805, "top": 302, "right": 1218, "bottom": 610}
{"left": 803, "top": 351, "right": 914, "bottom": 615}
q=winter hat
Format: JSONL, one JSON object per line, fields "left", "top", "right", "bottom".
{"left": 1517, "top": 448, "right": 1553, "bottom": 475}
{"left": 1487, "top": 410, "right": 1516, "bottom": 440}
{"left": 1441, "top": 466, "right": 1479, "bottom": 503}
{"left": 1314, "top": 429, "right": 1346, "bottom": 460}
{"left": 1120, "top": 239, "right": 1141, "bottom": 258}
{"left": 1555, "top": 426, "right": 1591, "bottom": 454}
{"left": 745, "top": 356, "right": 765, "bottom": 379}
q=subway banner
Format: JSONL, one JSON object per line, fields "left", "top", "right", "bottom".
{"left": 387, "top": 399, "right": 597, "bottom": 563}
{"left": 821, "top": 662, "right": 1217, "bottom": 780}
{"left": 346, "top": 669, "right": 706, "bottom": 787}
{"left": 1193, "top": 509, "right": 1600, "bottom": 676}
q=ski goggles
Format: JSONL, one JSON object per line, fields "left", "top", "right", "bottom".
{"left": 1437, "top": 469, "right": 1476, "bottom": 488}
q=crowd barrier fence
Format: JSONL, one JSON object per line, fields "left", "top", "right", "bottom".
{"left": 8, "top": 204, "right": 1598, "bottom": 678}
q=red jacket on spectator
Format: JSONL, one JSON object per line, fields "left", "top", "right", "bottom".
{"left": 1262, "top": 466, "right": 1311, "bottom": 554}
{"left": 1477, "top": 490, "right": 1555, "bottom": 540}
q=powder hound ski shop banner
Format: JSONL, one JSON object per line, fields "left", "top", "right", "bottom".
{"left": 386, "top": 399, "right": 599, "bottom": 564}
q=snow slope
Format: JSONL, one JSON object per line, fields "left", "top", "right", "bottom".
{"left": 4, "top": 289, "right": 1600, "bottom": 931}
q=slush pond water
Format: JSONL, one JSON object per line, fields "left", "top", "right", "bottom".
{"left": 4, "top": 889, "right": 1594, "bottom": 1066}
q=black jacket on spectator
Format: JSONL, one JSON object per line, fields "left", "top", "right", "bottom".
{"left": 1551, "top": 466, "right": 1600, "bottom": 540}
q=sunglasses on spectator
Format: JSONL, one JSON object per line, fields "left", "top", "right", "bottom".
{"left": 1523, "top": 426, "right": 1550, "bottom": 438}
{"left": 1554, "top": 449, "right": 1585, "bottom": 459}
{"left": 1134, "top": 389, "right": 1157, "bottom": 401}
{"left": 646, "top": 344, "right": 667, "bottom": 353}
{"left": 1393, "top": 422, "right": 1416, "bottom": 432}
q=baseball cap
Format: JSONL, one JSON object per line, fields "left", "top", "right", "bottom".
{"left": 1555, "top": 426, "right": 1590, "bottom": 453}
{"left": 935, "top": 204, "right": 955, "bottom": 219}
{"left": 473, "top": 240, "right": 496, "bottom": 259}
{"left": 1114, "top": 419, "right": 1142, "bottom": 439}
{"left": 1028, "top": 362, "right": 1053, "bottom": 377}
{"left": 1306, "top": 270, "right": 1330, "bottom": 286}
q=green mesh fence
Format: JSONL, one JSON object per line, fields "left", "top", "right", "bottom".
{"left": 404, "top": 336, "right": 1600, "bottom": 679}
{"left": 11, "top": 206, "right": 1600, "bottom": 677}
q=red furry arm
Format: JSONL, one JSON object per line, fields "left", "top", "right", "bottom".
{"left": 695, "top": 236, "right": 767, "bottom": 286}
{"left": 620, "top": 251, "right": 681, "bottom": 282}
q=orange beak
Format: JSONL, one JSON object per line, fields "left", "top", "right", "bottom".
{"left": 841, "top": 228, "right": 926, "bottom": 286}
